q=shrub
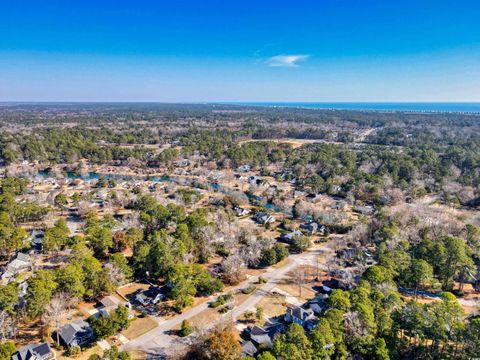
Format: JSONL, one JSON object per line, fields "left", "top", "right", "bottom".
{"left": 261, "top": 247, "right": 277, "bottom": 266}
{"left": 289, "top": 235, "right": 311, "bottom": 253}
{"left": 257, "top": 276, "right": 268, "bottom": 284}
{"left": 218, "top": 304, "right": 233, "bottom": 313}
{"left": 67, "top": 345, "right": 81, "bottom": 357}
{"left": 210, "top": 293, "right": 233, "bottom": 308}
{"left": 179, "top": 320, "right": 192, "bottom": 337}
{"left": 0, "top": 341, "right": 16, "bottom": 360}
{"left": 242, "top": 285, "right": 256, "bottom": 294}
{"left": 274, "top": 243, "right": 288, "bottom": 261}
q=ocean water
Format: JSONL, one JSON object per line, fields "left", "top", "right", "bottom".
{"left": 232, "top": 102, "right": 480, "bottom": 113}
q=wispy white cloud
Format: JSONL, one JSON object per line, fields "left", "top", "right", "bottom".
{"left": 266, "top": 54, "right": 310, "bottom": 68}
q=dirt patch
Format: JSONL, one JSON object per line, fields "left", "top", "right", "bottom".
{"left": 130, "top": 350, "right": 147, "bottom": 360}
{"left": 121, "top": 317, "right": 158, "bottom": 340}
{"left": 186, "top": 307, "right": 222, "bottom": 330}
{"left": 233, "top": 290, "right": 255, "bottom": 307}
{"left": 58, "top": 345, "right": 101, "bottom": 360}
{"left": 272, "top": 258, "right": 290, "bottom": 269}
{"left": 238, "top": 138, "right": 343, "bottom": 149}
{"left": 117, "top": 283, "right": 150, "bottom": 298}
{"left": 275, "top": 265, "right": 318, "bottom": 302}
{"left": 256, "top": 293, "right": 289, "bottom": 318}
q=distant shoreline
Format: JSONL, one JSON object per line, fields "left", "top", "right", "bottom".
{"left": 223, "top": 102, "right": 480, "bottom": 114}
{"left": 1, "top": 101, "right": 480, "bottom": 114}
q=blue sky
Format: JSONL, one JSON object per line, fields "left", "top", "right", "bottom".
{"left": 1, "top": 0, "right": 479, "bottom": 102}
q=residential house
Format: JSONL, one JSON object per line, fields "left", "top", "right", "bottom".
{"left": 308, "top": 302, "right": 324, "bottom": 315}
{"left": 247, "top": 176, "right": 261, "bottom": 185}
{"left": 265, "top": 322, "right": 287, "bottom": 341}
{"left": 135, "top": 286, "right": 165, "bottom": 307}
{"left": 284, "top": 305, "right": 316, "bottom": 327}
{"left": 98, "top": 295, "right": 128, "bottom": 313}
{"left": 241, "top": 341, "right": 257, "bottom": 357}
{"left": 308, "top": 292, "right": 329, "bottom": 315}
{"left": 279, "top": 230, "right": 302, "bottom": 243}
{"left": 318, "top": 285, "right": 333, "bottom": 295}
{"left": 323, "top": 278, "right": 352, "bottom": 291}
{"left": 96, "top": 295, "right": 133, "bottom": 320}
{"left": 233, "top": 206, "right": 250, "bottom": 217}
{"left": 1, "top": 253, "right": 31, "bottom": 285}
{"left": 252, "top": 212, "right": 275, "bottom": 225}
{"left": 55, "top": 320, "right": 94, "bottom": 348}
{"left": 353, "top": 205, "right": 374, "bottom": 216}
{"left": 249, "top": 325, "right": 273, "bottom": 347}
{"left": 30, "top": 230, "right": 44, "bottom": 252}
{"left": 12, "top": 343, "right": 55, "bottom": 360}
{"left": 299, "top": 221, "right": 327, "bottom": 236}
{"left": 237, "top": 164, "right": 251, "bottom": 173}
{"left": 336, "top": 248, "right": 357, "bottom": 260}
{"left": 306, "top": 193, "right": 321, "bottom": 203}
{"left": 337, "top": 247, "right": 374, "bottom": 265}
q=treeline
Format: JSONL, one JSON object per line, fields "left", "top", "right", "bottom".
{"left": 0, "top": 127, "right": 156, "bottom": 164}
{"left": 3, "top": 103, "right": 480, "bottom": 128}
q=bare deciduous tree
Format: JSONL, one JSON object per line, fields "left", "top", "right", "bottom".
{"left": 43, "top": 292, "right": 72, "bottom": 346}
{"left": 221, "top": 254, "right": 245, "bottom": 285}
{"left": 0, "top": 311, "right": 15, "bottom": 341}
{"left": 104, "top": 263, "right": 128, "bottom": 288}
{"left": 343, "top": 311, "right": 369, "bottom": 341}
{"left": 239, "top": 236, "right": 273, "bottom": 268}
{"left": 292, "top": 268, "right": 306, "bottom": 298}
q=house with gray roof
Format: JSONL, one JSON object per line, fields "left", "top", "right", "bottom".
{"left": 12, "top": 343, "right": 54, "bottom": 360}
{"left": 1, "top": 253, "right": 31, "bottom": 285}
{"left": 252, "top": 212, "right": 275, "bottom": 225}
{"left": 241, "top": 340, "right": 257, "bottom": 357}
{"left": 279, "top": 230, "right": 302, "bottom": 243}
{"left": 55, "top": 320, "right": 94, "bottom": 348}
{"left": 284, "top": 305, "right": 316, "bottom": 327}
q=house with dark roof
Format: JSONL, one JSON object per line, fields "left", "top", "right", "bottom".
{"left": 306, "top": 193, "right": 321, "bottom": 203}
{"left": 12, "top": 343, "right": 54, "bottom": 360}
{"left": 249, "top": 325, "right": 273, "bottom": 347}
{"left": 265, "top": 322, "right": 286, "bottom": 341}
{"left": 300, "top": 221, "right": 326, "bottom": 235}
{"left": 30, "top": 230, "right": 44, "bottom": 252}
{"left": 309, "top": 302, "right": 324, "bottom": 315}
{"left": 252, "top": 212, "right": 275, "bottom": 225}
{"left": 279, "top": 230, "right": 302, "bottom": 243}
{"left": 55, "top": 320, "right": 94, "bottom": 348}
{"left": 134, "top": 286, "right": 165, "bottom": 308}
